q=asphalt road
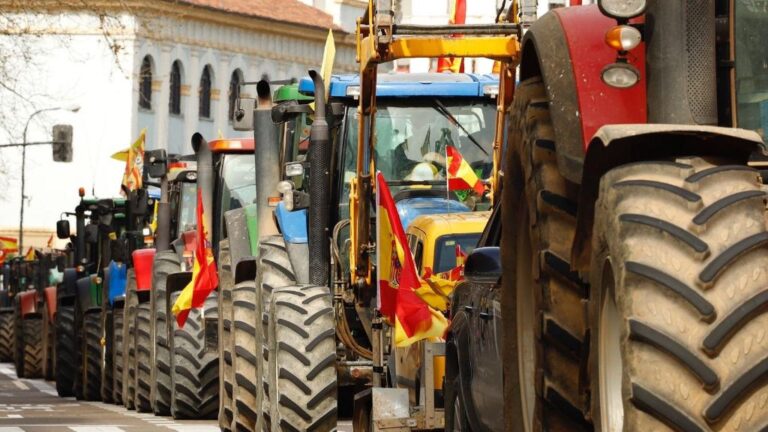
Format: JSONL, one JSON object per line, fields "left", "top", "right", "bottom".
{"left": 0, "top": 363, "right": 352, "bottom": 432}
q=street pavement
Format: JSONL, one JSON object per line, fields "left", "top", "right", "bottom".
{"left": 0, "top": 363, "right": 352, "bottom": 432}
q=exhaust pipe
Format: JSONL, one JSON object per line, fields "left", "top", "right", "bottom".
{"left": 307, "top": 70, "right": 331, "bottom": 287}
{"left": 645, "top": 0, "right": 717, "bottom": 125}
{"left": 253, "top": 79, "right": 280, "bottom": 238}
{"left": 155, "top": 175, "right": 171, "bottom": 252}
{"left": 192, "top": 133, "right": 214, "bottom": 242}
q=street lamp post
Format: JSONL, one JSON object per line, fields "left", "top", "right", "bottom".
{"left": 18, "top": 105, "right": 80, "bottom": 255}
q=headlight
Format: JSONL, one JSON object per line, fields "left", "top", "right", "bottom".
{"left": 346, "top": 85, "right": 360, "bottom": 97}
{"left": 601, "top": 62, "right": 640, "bottom": 89}
{"left": 605, "top": 25, "right": 642, "bottom": 51}
{"left": 598, "top": 0, "right": 646, "bottom": 19}
{"left": 285, "top": 163, "right": 304, "bottom": 178}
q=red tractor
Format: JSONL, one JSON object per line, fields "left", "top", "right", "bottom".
{"left": 446, "top": 1, "right": 768, "bottom": 431}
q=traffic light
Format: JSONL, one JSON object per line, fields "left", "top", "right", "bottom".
{"left": 52, "top": 124, "right": 73, "bottom": 162}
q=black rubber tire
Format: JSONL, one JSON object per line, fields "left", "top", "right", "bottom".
{"left": 100, "top": 309, "right": 114, "bottom": 403}
{"left": 21, "top": 317, "right": 43, "bottom": 378}
{"left": 82, "top": 312, "right": 102, "bottom": 400}
{"left": 169, "top": 290, "right": 219, "bottom": 420}
{"left": 134, "top": 302, "right": 152, "bottom": 412}
{"left": 55, "top": 304, "right": 76, "bottom": 397}
{"left": 217, "top": 239, "right": 234, "bottom": 431}
{"left": 13, "top": 303, "right": 24, "bottom": 377}
{"left": 0, "top": 310, "right": 14, "bottom": 362}
{"left": 232, "top": 279, "right": 259, "bottom": 431}
{"left": 122, "top": 270, "right": 137, "bottom": 410}
{"left": 41, "top": 304, "right": 54, "bottom": 381}
{"left": 112, "top": 306, "right": 124, "bottom": 405}
{"left": 267, "top": 285, "right": 336, "bottom": 431}
{"left": 150, "top": 250, "right": 178, "bottom": 416}
{"left": 257, "top": 236, "right": 297, "bottom": 428}
{"left": 588, "top": 159, "right": 768, "bottom": 431}
{"left": 501, "top": 77, "right": 590, "bottom": 431}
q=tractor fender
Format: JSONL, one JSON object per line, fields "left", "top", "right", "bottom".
{"left": 17, "top": 290, "right": 38, "bottom": 318}
{"left": 61, "top": 267, "right": 78, "bottom": 297}
{"left": 166, "top": 271, "right": 192, "bottom": 295}
{"left": 107, "top": 261, "right": 127, "bottom": 306}
{"left": 76, "top": 276, "right": 96, "bottom": 312}
{"left": 132, "top": 248, "right": 156, "bottom": 292}
{"left": 519, "top": 5, "right": 646, "bottom": 183}
{"left": 571, "top": 124, "right": 765, "bottom": 270}
{"left": 43, "top": 286, "right": 57, "bottom": 323}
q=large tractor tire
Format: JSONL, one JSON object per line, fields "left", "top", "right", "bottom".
{"left": 169, "top": 290, "right": 219, "bottom": 420}
{"left": 231, "top": 279, "right": 259, "bottom": 431}
{"left": 217, "top": 240, "right": 235, "bottom": 431}
{"left": 21, "top": 317, "right": 43, "bottom": 378}
{"left": 267, "top": 285, "right": 336, "bottom": 431}
{"left": 100, "top": 309, "right": 114, "bottom": 403}
{"left": 41, "top": 304, "right": 55, "bottom": 380}
{"left": 122, "top": 270, "right": 138, "bottom": 410}
{"left": 500, "top": 77, "right": 590, "bottom": 431}
{"left": 257, "top": 236, "right": 297, "bottom": 427}
{"left": 150, "top": 250, "right": 178, "bottom": 416}
{"left": 112, "top": 306, "right": 124, "bottom": 405}
{"left": 0, "top": 310, "right": 14, "bottom": 362}
{"left": 13, "top": 306, "right": 24, "bottom": 377}
{"left": 55, "top": 304, "right": 76, "bottom": 397}
{"left": 588, "top": 159, "right": 768, "bottom": 431}
{"left": 82, "top": 312, "right": 102, "bottom": 400}
{"left": 134, "top": 302, "right": 152, "bottom": 412}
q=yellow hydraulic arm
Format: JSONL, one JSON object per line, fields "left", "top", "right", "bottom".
{"left": 350, "top": 0, "right": 521, "bottom": 282}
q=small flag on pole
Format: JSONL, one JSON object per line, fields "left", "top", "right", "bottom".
{"left": 446, "top": 145, "right": 484, "bottom": 195}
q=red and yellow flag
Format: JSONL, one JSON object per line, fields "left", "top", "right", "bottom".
{"left": 121, "top": 129, "right": 145, "bottom": 194}
{"left": 376, "top": 172, "right": 449, "bottom": 347}
{"left": 0, "top": 237, "right": 18, "bottom": 265}
{"left": 447, "top": 145, "right": 484, "bottom": 195}
{"left": 24, "top": 247, "right": 36, "bottom": 261}
{"left": 171, "top": 188, "right": 219, "bottom": 327}
{"left": 436, "top": 0, "right": 466, "bottom": 73}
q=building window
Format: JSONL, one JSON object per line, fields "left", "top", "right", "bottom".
{"left": 199, "top": 65, "right": 213, "bottom": 119}
{"left": 228, "top": 69, "right": 243, "bottom": 122}
{"left": 139, "top": 56, "right": 153, "bottom": 110}
{"left": 169, "top": 60, "right": 182, "bottom": 115}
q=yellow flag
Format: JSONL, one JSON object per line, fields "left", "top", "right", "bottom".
{"left": 320, "top": 29, "right": 336, "bottom": 103}
{"left": 121, "top": 129, "right": 146, "bottom": 193}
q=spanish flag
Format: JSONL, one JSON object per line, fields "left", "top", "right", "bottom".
{"left": 447, "top": 145, "right": 484, "bottom": 195}
{"left": 171, "top": 188, "right": 219, "bottom": 327}
{"left": 376, "top": 172, "right": 449, "bottom": 347}
{"left": 121, "top": 129, "right": 145, "bottom": 194}
{"left": 0, "top": 237, "right": 18, "bottom": 265}
{"left": 436, "top": 0, "right": 466, "bottom": 73}
{"left": 24, "top": 247, "right": 36, "bottom": 261}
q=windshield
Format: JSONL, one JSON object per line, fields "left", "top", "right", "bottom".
{"left": 340, "top": 98, "right": 495, "bottom": 217}
{"left": 220, "top": 154, "right": 256, "bottom": 214}
{"left": 433, "top": 233, "right": 481, "bottom": 274}
{"left": 735, "top": 0, "right": 768, "bottom": 137}
{"left": 178, "top": 182, "right": 197, "bottom": 233}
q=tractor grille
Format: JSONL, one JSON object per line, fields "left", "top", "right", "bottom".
{"left": 686, "top": 0, "right": 717, "bottom": 124}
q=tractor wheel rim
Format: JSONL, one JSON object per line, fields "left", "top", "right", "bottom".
{"left": 516, "top": 212, "right": 535, "bottom": 432}
{"left": 599, "top": 265, "right": 624, "bottom": 432}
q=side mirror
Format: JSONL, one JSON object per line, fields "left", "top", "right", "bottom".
{"left": 56, "top": 219, "right": 70, "bottom": 239}
{"left": 145, "top": 149, "right": 168, "bottom": 178}
{"left": 129, "top": 189, "right": 149, "bottom": 216}
{"left": 233, "top": 98, "right": 255, "bottom": 131}
{"left": 464, "top": 247, "right": 502, "bottom": 282}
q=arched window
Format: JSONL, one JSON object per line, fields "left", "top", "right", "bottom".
{"left": 199, "top": 65, "right": 213, "bottom": 119}
{"left": 169, "top": 60, "right": 182, "bottom": 115}
{"left": 228, "top": 69, "right": 243, "bottom": 122}
{"left": 139, "top": 55, "right": 153, "bottom": 110}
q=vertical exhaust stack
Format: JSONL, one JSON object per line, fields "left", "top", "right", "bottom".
{"left": 253, "top": 79, "right": 280, "bottom": 238}
{"left": 308, "top": 70, "right": 331, "bottom": 287}
{"left": 155, "top": 175, "right": 171, "bottom": 252}
{"left": 646, "top": 0, "right": 717, "bottom": 125}
{"left": 192, "top": 133, "right": 214, "bottom": 242}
